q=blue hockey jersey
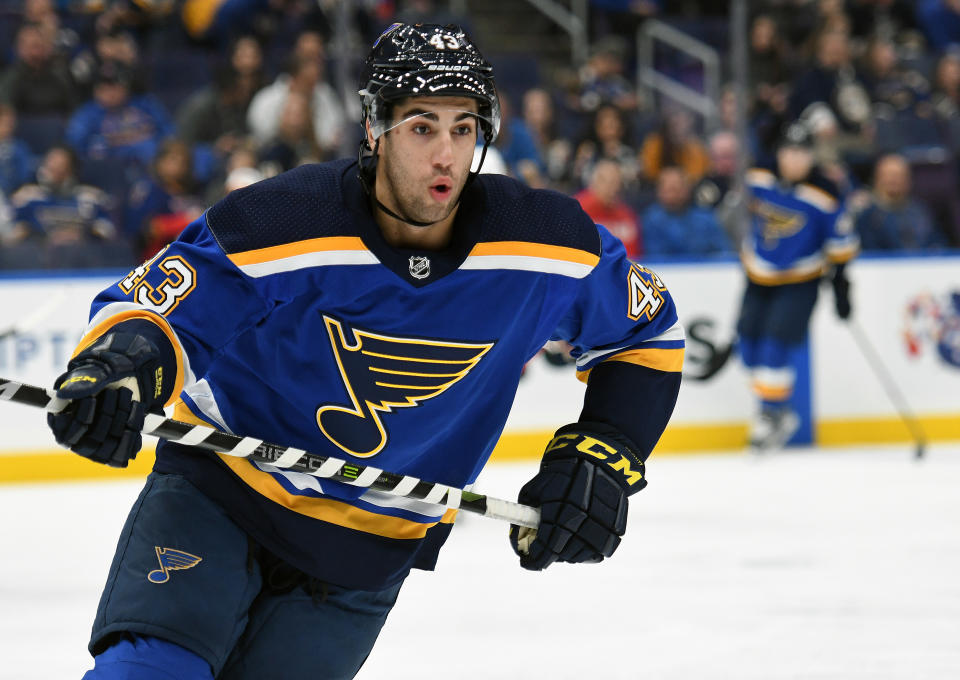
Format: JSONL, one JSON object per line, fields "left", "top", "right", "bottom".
{"left": 72, "top": 159, "right": 684, "bottom": 589}
{"left": 742, "top": 167, "right": 859, "bottom": 285}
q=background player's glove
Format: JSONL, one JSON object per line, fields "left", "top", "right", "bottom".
{"left": 47, "top": 331, "right": 164, "bottom": 467}
{"left": 510, "top": 422, "right": 645, "bottom": 571}
{"left": 831, "top": 265, "right": 852, "bottom": 320}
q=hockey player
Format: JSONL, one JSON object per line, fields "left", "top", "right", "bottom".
{"left": 47, "top": 23, "right": 684, "bottom": 679}
{"left": 738, "top": 122, "right": 858, "bottom": 451}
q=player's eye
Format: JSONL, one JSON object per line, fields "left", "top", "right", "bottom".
{"left": 411, "top": 123, "right": 432, "bottom": 135}
{"left": 453, "top": 123, "right": 474, "bottom": 136}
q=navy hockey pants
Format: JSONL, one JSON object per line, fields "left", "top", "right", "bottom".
{"left": 736, "top": 279, "right": 819, "bottom": 406}
{"left": 82, "top": 472, "right": 402, "bottom": 680}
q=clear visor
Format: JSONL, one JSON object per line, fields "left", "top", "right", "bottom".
{"left": 369, "top": 107, "right": 496, "bottom": 141}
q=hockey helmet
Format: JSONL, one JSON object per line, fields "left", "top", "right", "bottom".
{"left": 778, "top": 121, "right": 814, "bottom": 150}
{"left": 359, "top": 23, "right": 501, "bottom": 144}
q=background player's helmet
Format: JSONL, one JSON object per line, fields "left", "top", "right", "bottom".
{"left": 358, "top": 23, "right": 501, "bottom": 144}
{"left": 778, "top": 122, "right": 814, "bottom": 150}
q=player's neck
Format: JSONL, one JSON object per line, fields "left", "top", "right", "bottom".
{"left": 371, "top": 189, "right": 458, "bottom": 251}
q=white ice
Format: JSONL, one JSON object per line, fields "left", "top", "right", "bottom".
{"left": 2, "top": 444, "right": 959, "bottom": 680}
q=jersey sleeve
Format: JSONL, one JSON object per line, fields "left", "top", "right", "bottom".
{"left": 552, "top": 225, "right": 685, "bottom": 460}
{"left": 71, "top": 212, "right": 273, "bottom": 407}
{"left": 553, "top": 225, "right": 685, "bottom": 381}
{"left": 823, "top": 203, "right": 859, "bottom": 264}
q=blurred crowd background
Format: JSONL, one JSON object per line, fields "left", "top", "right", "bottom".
{"left": 1, "top": 0, "right": 959, "bottom": 270}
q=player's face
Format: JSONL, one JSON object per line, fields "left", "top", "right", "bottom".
{"left": 375, "top": 96, "right": 479, "bottom": 226}
{"left": 777, "top": 146, "right": 813, "bottom": 183}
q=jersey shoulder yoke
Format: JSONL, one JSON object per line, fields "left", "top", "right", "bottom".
{"left": 205, "top": 160, "right": 354, "bottom": 254}
{"left": 478, "top": 174, "right": 600, "bottom": 256}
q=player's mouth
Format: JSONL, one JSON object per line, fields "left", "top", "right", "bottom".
{"left": 429, "top": 179, "right": 453, "bottom": 202}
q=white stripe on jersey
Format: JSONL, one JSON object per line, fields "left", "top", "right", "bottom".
{"left": 236, "top": 250, "right": 381, "bottom": 278}
{"left": 575, "top": 320, "right": 686, "bottom": 368}
{"left": 460, "top": 254, "right": 594, "bottom": 279}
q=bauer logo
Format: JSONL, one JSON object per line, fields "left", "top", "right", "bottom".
{"left": 147, "top": 547, "right": 202, "bottom": 584}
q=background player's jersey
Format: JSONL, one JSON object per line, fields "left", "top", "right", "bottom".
{"left": 742, "top": 167, "right": 859, "bottom": 285}
{"left": 73, "top": 159, "right": 684, "bottom": 589}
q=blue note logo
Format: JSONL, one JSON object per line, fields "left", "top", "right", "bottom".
{"left": 318, "top": 316, "right": 494, "bottom": 458}
{"left": 147, "top": 547, "right": 203, "bottom": 584}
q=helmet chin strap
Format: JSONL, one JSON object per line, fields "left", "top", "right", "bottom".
{"left": 358, "top": 135, "right": 492, "bottom": 229}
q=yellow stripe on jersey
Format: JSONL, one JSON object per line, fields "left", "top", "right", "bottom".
{"left": 218, "top": 456, "right": 456, "bottom": 539}
{"left": 171, "top": 401, "right": 456, "bottom": 540}
{"left": 468, "top": 240, "right": 600, "bottom": 266}
{"left": 576, "top": 347, "right": 685, "bottom": 382}
{"left": 227, "top": 236, "right": 370, "bottom": 266}
{"left": 73, "top": 309, "right": 186, "bottom": 408}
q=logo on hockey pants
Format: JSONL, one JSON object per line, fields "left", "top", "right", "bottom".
{"left": 317, "top": 316, "right": 494, "bottom": 457}
{"left": 147, "top": 547, "right": 203, "bottom": 583}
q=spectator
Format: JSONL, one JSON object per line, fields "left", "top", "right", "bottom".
{"left": 852, "top": 153, "right": 945, "bottom": 250}
{"left": 932, "top": 49, "right": 960, "bottom": 118}
{"left": 641, "top": 166, "right": 731, "bottom": 256}
{"left": 695, "top": 130, "right": 746, "bottom": 242}
{"left": 522, "top": 87, "right": 573, "bottom": 190}
{"left": 125, "top": 138, "right": 205, "bottom": 259}
{"left": 22, "top": 0, "right": 81, "bottom": 60}
{"left": 175, "top": 34, "right": 265, "bottom": 158}
{"left": 858, "top": 35, "right": 928, "bottom": 112}
{"left": 0, "top": 104, "right": 36, "bottom": 195}
{"left": 66, "top": 60, "right": 175, "bottom": 168}
{"left": 5, "top": 145, "right": 116, "bottom": 247}
{"left": 750, "top": 14, "right": 794, "bottom": 96}
{"left": 494, "top": 94, "right": 547, "bottom": 187}
{"left": 640, "top": 108, "right": 710, "bottom": 184}
{"left": 789, "top": 29, "right": 872, "bottom": 134}
{"left": 846, "top": 0, "right": 919, "bottom": 41}
{"left": 572, "top": 35, "right": 639, "bottom": 113}
{"left": 572, "top": 103, "right": 640, "bottom": 191}
{"left": 203, "top": 139, "right": 260, "bottom": 203}
{"left": 574, "top": 158, "right": 642, "bottom": 258}
{"left": 247, "top": 48, "right": 346, "bottom": 160}
{"left": 181, "top": 0, "right": 271, "bottom": 45}
{"left": 0, "top": 23, "right": 77, "bottom": 115}
{"left": 258, "top": 91, "right": 323, "bottom": 175}
{"left": 916, "top": 0, "right": 960, "bottom": 53}
{"left": 70, "top": 26, "right": 149, "bottom": 99}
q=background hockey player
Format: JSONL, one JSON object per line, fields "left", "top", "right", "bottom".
{"left": 737, "top": 122, "right": 858, "bottom": 451}
{"left": 46, "top": 23, "right": 684, "bottom": 679}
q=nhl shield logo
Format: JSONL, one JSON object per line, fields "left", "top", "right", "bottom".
{"left": 408, "top": 256, "right": 430, "bottom": 279}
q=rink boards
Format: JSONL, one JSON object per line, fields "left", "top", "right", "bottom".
{"left": 1, "top": 254, "right": 959, "bottom": 481}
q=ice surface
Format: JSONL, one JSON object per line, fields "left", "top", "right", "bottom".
{"left": 2, "top": 444, "right": 959, "bottom": 679}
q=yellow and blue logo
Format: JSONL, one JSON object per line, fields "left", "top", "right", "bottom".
{"left": 318, "top": 316, "right": 493, "bottom": 458}
{"left": 147, "top": 547, "right": 202, "bottom": 584}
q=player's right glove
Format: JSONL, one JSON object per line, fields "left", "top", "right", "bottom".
{"left": 47, "top": 331, "right": 164, "bottom": 467}
{"left": 831, "top": 265, "right": 852, "bottom": 320}
{"left": 510, "top": 422, "right": 646, "bottom": 571}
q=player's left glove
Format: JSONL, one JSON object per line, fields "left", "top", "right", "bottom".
{"left": 510, "top": 422, "right": 646, "bottom": 571}
{"left": 831, "top": 265, "right": 852, "bottom": 320}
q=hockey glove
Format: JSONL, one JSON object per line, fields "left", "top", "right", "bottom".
{"left": 510, "top": 422, "right": 645, "bottom": 571}
{"left": 831, "top": 265, "right": 852, "bottom": 320}
{"left": 47, "top": 331, "right": 164, "bottom": 467}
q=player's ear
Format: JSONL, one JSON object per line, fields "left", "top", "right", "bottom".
{"left": 364, "top": 120, "right": 377, "bottom": 154}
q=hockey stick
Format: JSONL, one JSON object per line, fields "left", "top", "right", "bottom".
{"left": 0, "top": 377, "right": 541, "bottom": 528}
{"left": 846, "top": 320, "right": 927, "bottom": 459}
